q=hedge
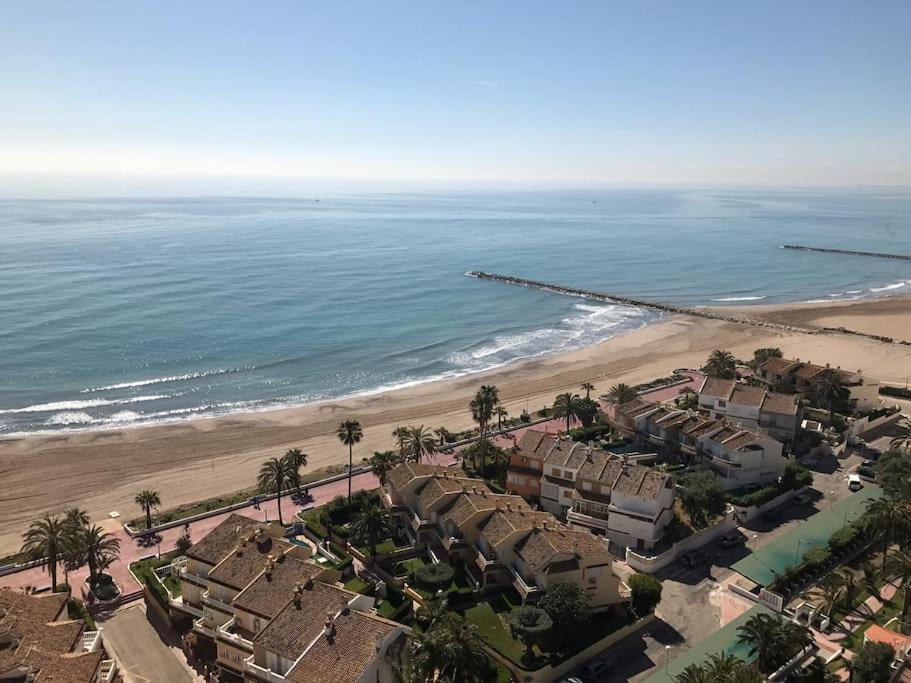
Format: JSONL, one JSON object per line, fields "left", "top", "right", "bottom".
{"left": 413, "top": 563, "right": 455, "bottom": 593}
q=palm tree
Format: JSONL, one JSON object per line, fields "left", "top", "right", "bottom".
{"left": 812, "top": 369, "right": 847, "bottom": 422}
{"left": 469, "top": 385, "right": 499, "bottom": 478}
{"left": 20, "top": 515, "right": 69, "bottom": 593}
{"left": 350, "top": 504, "right": 391, "bottom": 559}
{"left": 807, "top": 572, "right": 845, "bottom": 618}
{"left": 337, "top": 419, "right": 364, "bottom": 506}
{"left": 75, "top": 524, "right": 120, "bottom": 586}
{"left": 393, "top": 426, "right": 409, "bottom": 458}
{"left": 737, "top": 612, "right": 811, "bottom": 674}
{"left": 433, "top": 426, "right": 451, "bottom": 447}
{"left": 889, "top": 419, "right": 911, "bottom": 453}
{"left": 133, "top": 490, "right": 161, "bottom": 531}
{"left": 553, "top": 392, "right": 580, "bottom": 432}
{"left": 677, "top": 386, "right": 698, "bottom": 409}
{"left": 606, "top": 383, "right": 637, "bottom": 404}
{"left": 580, "top": 381, "right": 596, "bottom": 399}
{"left": 702, "top": 350, "right": 737, "bottom": 379}
{"left": 369, "top": 450, "right": 399, "bottom": 487}
{"left": 865, "top": 496, "right": 906, "bottom": 571}
{"left": 403, "top": 425, "right": 437, "bottom": 463}
{"left": 414, "top": 613, "right": 490, "bottom": 682}
{"left": 862, "top": 561, "right": 881, "bottom": 601}
{"left": 257, "top": 456, "right": 295, "bottom": 525}
{"left": 885, "top": 549, "right": 911, "bottom": 634}
{"left": 64, "top": 507, "right": 90, "bottom": 529}
{"left": 284, "top": 448, "right": 308, "bottom": 498}
{"left": 494, "top": 406, "right": 508, "bottom": 430}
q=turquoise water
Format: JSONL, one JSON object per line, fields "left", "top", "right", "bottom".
{"left": 1, "top": 189, "right": 909, "bottom": 434}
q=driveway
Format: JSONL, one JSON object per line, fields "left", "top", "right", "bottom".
{"left": 101, "top": 605, "right": 197, "bottom": 683}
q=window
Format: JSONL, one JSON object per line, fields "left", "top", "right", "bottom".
{"left": 582, "top": 481, "right": 592, "bottom": 491}
{"left": 718, "top": 400, "right": 727, "bottom": 408}
{"left": 551, "top": 467, "right": 562, "bottom": 477}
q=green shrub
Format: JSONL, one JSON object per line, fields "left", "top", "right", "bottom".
{"left": 628, "top": 573, "right": 663, "bottom": 616}
{"left": 67, "top": 598, "right": 96, "bottom": 630}
{"left": 828, "top": 526, "right": 860, "bottom": 553}
{"left": 413, "top": 562, "right": 455, "bottom": 593}
{"left": 803, "top": 546, "right": 831, "bottom": 568}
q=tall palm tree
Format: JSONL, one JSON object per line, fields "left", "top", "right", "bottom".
{"left": 393, "top": 426, "right": 409, "bottom": 458}
{"left": 580, "top": 381, "right": 596, "bottom": 400}
{"left": 494, "top": 406, "right": 508, "bottom": 430}
{"left": 64, "top": 508, "right": 90, "bottom": 529}
{"left": 885, "top": 549, "right": 911, "bottom": 634}
{"left": 675, "top": 652, "right": 762, "bottom": 683}
{"left": 865, "top": 496, "right": 906, "bottom": 571}
{"left": 469, "top": 385, "right": 499, "bottom": 478}
{"left": 257, "top": 456, "right": 295, "bottom": 525}
{"left": 889, "top": 419, "right": 911, "bottom": 454}
{"left": 812, "top": 369, "right": 847, "bottom": 422}
{"left": 403, "top": 425, "right": 437, "bottom": 463}
{"left": 702, "top": 350, "right": 737, "bottom": 379}
{"left": 433, "top": 426, "right": 451, "bottom": 447}
{"left": 553, "top": 392, "right": 580, "bottom": 432}
{"left": 350, "top": 504, "right": 392, "bottom": 559}
{"left": 807, "top": 572, "right": 845, "bottom": 618}
{"left": 284, "top": 448, "right": 308, "bottom": 498}
{"left": 737, "top": 612, "right": 811, "bottom": 674}
{"left": 75, "top": 524, "right": 120, "bottom": 586}
{"left": 337, "top": 419, "right": 364, "bottom": 506}
{"left": 414, "top": 613, "right": 490, "bottom": 682}
{"left": 133, "top": 490, "right": 161, "bottom": 531}
{"left": 862, "top": 561, "right": 881, "bottom": 601}
{"left": 369, "top": 450, "right": 399, "bottom": 487}
{"left": 606, "top": 383, "right": 637, "bottom": 404}
{"left": 20, "top": 515, "right": 69, "bottom": 593}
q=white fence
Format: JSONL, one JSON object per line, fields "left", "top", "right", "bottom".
{"left": 730, "top": 486, "right": 809, "bottom": 524}
{"left": 626, "top": 506, "right": 737, "bottom": 574}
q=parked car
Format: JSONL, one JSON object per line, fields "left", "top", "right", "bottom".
{"left": 559, "top": 678, "right": 584, "bottom": 683}
{"left": 793, "top": 491, "right": 813, "bottom": 505}
{"left": 719, "top": 532, "right": 745, "bottom": 548}
{"left": 858, "top": 465, "right": 877, "bottom": 479}
{"left": 580, "top": 658, "right": 614, "bottom": 681}
{"left": 848, "top": 474, "right": 863, "bottom": 491}
{"left": 762, "top": 508, "right": 781, "bottom": 523}
{"left": 862, "top": 459, "right": 876, "bottom": 468}
{"left": 680, "top": 550, "right": 708, "bottom": 568}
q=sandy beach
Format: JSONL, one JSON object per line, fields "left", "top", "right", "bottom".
{"left": 2, "top": 295, "right": 911, "bottom": 555}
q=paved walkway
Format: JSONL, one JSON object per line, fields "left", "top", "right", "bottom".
{"left": 102, "top": 605, "right": 197, "bottom": 682}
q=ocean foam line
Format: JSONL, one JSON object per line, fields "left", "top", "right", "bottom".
{"left": 711, "top": 296, "right": 767, "bottom": 302}
{"left": 81, "top": 366, "right": 253, "bottom": 392}
{"left": 870, "top": 280, "right": 909, "bottom": 293}
{"left": 0, "top": 394, "right": 170, "bottom": 415}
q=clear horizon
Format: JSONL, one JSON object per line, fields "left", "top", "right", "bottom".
{"left": 2, "top": 1, "right": 909, "bottom": 195}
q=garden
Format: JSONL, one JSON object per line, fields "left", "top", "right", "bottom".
{"left": 130, "top": 551, "right": 182, "bottom": 607}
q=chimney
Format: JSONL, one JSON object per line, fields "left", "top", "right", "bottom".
{"left": 292, "top": 583, "right": 303, "bottom": 607}
{"left": 506, "top": 502, "right": 512, "bottom": 512}
{"left": 323, "top": 617, "right": 336, "bottom": 642}
{"left": 235, "top": 543, "right": 244, "bottom": 557}
{"left": 304, "top": 577, "right": 314, "bottom": 591}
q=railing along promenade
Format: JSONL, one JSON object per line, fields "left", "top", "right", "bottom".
{"left": 466, "top": 271, "right": 907, "bottom": 345}
{"left": 780, "top": 244, "right": 911, "bottom": 261}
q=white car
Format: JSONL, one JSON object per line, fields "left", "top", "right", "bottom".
{"left": 848, "top": 474, "right": 862, "bottom": 492}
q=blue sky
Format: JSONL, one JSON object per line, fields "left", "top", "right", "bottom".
{"left": 1, "top": 1, "right": 909, "bottom": 194}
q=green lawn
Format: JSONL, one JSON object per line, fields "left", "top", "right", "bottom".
{"left": 395, "top": 557, "right": 427, "bottom": 577}
{"left": 130, "top": 552, "right": 181, "bottom": 599}
{"left": 464, "top": 601, "right": 528, "bottom": 664}
{"left": 344, "top": 576, "right": 372, "bottom": 595}
{"left": 843, "top": 587, "right": 906, "bottom": 651}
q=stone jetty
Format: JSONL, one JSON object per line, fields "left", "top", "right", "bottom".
{"left": 781, "top": 245, "right": 911, "bottom": 261}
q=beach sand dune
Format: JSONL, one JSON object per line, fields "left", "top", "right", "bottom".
{"left": 1, "top": 297, "right": 910, "bottom": 555}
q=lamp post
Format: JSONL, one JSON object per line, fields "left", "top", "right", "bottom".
{"left": 796, "top": 539, "right": 806, "bottom": 564}
{"left": 665, "top": 645, "right": 672, "bottom": 674}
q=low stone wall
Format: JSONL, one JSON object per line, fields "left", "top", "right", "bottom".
{"left": 626, "top": 508, "right": 737, "bottom": 574}
{"left": 731, "top": 486, "right": 809, "bottom": 524}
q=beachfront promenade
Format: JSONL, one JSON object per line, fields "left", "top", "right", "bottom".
{"left": 0, "top": 373, "right": 703, "bottom": 603}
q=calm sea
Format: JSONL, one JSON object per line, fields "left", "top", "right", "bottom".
{"left": 1, "top": 189, "right": 909, "bottom": 435}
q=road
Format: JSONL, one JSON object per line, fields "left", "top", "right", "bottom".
{"left": 101, "top": 605, "right": 197, "bottom": 682}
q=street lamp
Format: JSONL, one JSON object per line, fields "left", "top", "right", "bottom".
{"left": 795, "top": 539, "right": 806, "bottom": 564}
{"left": 665, "top": 645, "right": 672, "bottom": 674}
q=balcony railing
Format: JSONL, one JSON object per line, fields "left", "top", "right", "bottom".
{"left": 567, "top": 509, "right": 609, "bottom": 531}
{"left": 217, "top": 618, "right": 254, "bottom": 651}
{"left": 245, "top": 657, "right": 287, "bottom": 683}
{"left": 168, "top": 594, "right": 203, "bottom": 618}
{"left": 202, "top": 591, "right": 234, "bottom": 614}
{"left": 704, "top": 453, "right": 741, "bottom": 469}
{"left": 442, "top": 533, "right": 466, "bottom": 550}
{"left": 193, "top": 616, "right": 216, "bottom": 639}
{"left": 474, "top": 545, "right": 498, "bottom": 570}
{"left": 507, "top": 563, "right": 541, "bottom": 599}
{"left": 80, "top": 629, "right": 102, "bottom": 652}
{"left": 410, "top": 511, "right": 431, "bottom": 532}
{"left": 99, "top": 659, "right": 117, "bottom": 683}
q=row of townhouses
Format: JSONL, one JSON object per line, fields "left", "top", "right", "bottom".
{"left": 383, "top": 462, "right": 628, "bottom": 611}
{"left": 169, "top": 513, "right": 407, "bottom": 683}
{"left": 612, "top": 397, "right": 787, "bottom": 491}
{"left": 0, "top": 587, "right": 117, "bottom": 682}
{"left": 697, "top": 377, "right": 800, "bottom": 444}
{"left": 755, "top": 357, "right": 880, "bottom": 412}
{"left": 505, "top": 430, "right": 675, "bottom": 551}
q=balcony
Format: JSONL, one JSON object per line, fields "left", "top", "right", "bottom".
{"left": 81, "top": 629, "right": 102, "bottom": 652}
{"left": 245, "top": 657, "right": 287, "bottom": 683}
{"left": 619, "top": 581, "right": 632, "bottom": 601}
{"left": 179, "top": 567, "right": 209, "bottom": 589}
{"left": 99, "top": 659, "right": 117, "bottom": 683}
{"left": 169, "top": 594, "right": 202, "bottom": 618}
{"left": 441, "top": 533, "right": 466, "bottom": 550}
{"left": 507, "top": 563, "right": 542, "bottom": 601}
{"left": 193, "top": 615, "right": 216, "bottom": 639}
{"left": 474, "top": 545, "right": 499, "bottom": 571}
{"left": 567, "top": 509, "right": 610, "bottom": 532}
{"left": 704, "top": 453, "right": 741, "bottom": 469}
{"left": 410, "top": 511, "right": 432, "bottom": 532}
{"left": 217, "top": 618, "right": 254, "bottom": 652}
{"left": 202, "top": 591, "right": 234, "bottom": 614}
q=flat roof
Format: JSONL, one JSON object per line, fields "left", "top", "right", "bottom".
{"left": 644, "top": 604, "right": 775, "bottom": 682}
{"left": 731, "top": 484, "right": 881, "bottom": 587}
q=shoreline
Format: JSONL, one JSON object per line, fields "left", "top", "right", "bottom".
{"left": 2, "top": 295, "right": 911, "bottom": 555}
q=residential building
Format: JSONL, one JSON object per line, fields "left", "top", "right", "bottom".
{"left": 756, "top": 357, "right": 880, "bottom": 412}
{"left": 172, "top": 513, "right": 408, "bottom": 683}
{"left": 505, "top": 430, "right": 557, "bottom": 498}
{"left": 698, "top": 423, "right": 787, "bottom": 490}
{"left": 697, "top": 377, "right": 800, "bottom": 444}
{"left": 569, "top": 453, "right": 675, "bottom": 551}
{"left": 383, "top": 462, "right": 628, "bottom": 610}
{"left": 608, "top": 398, "right": 660, "bottom": 436}
{"left": 0, "top": 588, "right": 117, "bottom": 682}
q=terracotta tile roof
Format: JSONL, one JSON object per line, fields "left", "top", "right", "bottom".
{"left": 571, "top": 488, "right": 613, "bottom": 505}
{"left": 722, "top": 431, "right": 763, "bottom": 451}
{"left": 285, "top": 610, "right": 400, "bottom": 683}
{"left": 728, "top": 384, "right": 767, "bottom": 408}
{"left": 655, "top": 412, "right": 690, "bottom": 429}
{"left": 442, "top": 490, "right": 520, "bottom": 529}
{"left": 794, "top": 362, "right": 827, "bottom": 382}
{"left": 385, "top": 462, "right": 448, "bottom": 493}
{"left": 758, "top": 357, "right": 799, "bottom": 376}
{"left": 185, "top": 513, "right": 260, "bottom": 566}
{"left": 685, "top": 418, "right": 724, "bottom": 438}
{"left": 575, "top": 453, "right": 671, "bottom": 501}
{"left": 233, "top": 555, "right": 326, "bottom": 619}
{"left": 616, "top": 398, "right": 658, "bottom": 420}
{"left": 479, "top": 507, "right": 553, "bottom": 547}
{"left": 252, "top": 582, "right": 354, "bottom": 660}
{"left": 761, "top": 391, "right": 798, "bottom": 416}
{"left": 708, "top": 424, "right": 742, "bottom": 443}
{"left": 575, "top": 450, "right": 613, "bottom": 482}
{"left": 700, "top": 377, "right": 735, "bottom": 398}
{"left": 516, "top": 527, "right": 609, "bottom": 574}
{"left": 417, "top": 475, "right": 481, "bottom": 511}
{"left": 0, "top": 589, "right": 67, "bottom": 624}
{"left": 208, "top": 534, "right": 294, "bottom": 591}
{"left": 645, "top": 407, "right": 673, "bottom": 425}
{"left": 514, "top": 430, "right": 559, "bottom": 460}
{"left": 543, "top": 437, "right": 591, "bottom": 469}
{"left": 5, "top": 648, "right": 103, "bottom": 683}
